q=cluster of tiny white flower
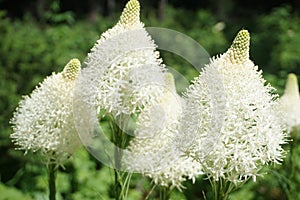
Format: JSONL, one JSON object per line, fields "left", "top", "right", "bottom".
{"left": 123, "top": 73, "right": 202, "bottom": 190}
{"left": 10, "top": 59, "right": 81, "bottom": 165}
{"left": 176, "top": 30, "right": 287, "bottom": 183}
{"left": 10, "top": 0, "right": 289, "bottom": 193}
{"left": 74, "top": 0, "right": 196, "bottom": 189}
{"left": 83, "top": 0, "right": 165, "bottom": 116}
{"left": 279, "top": 73, "right": 300, "bottom": 132}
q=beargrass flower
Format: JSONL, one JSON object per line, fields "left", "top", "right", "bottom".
{"left": 10, "top": 59, "right": 81, "bottom": 165}
{"left": 83, "top": 0, "right": 165, "bottom": 116}
{"left": 177, "top": 30, "right": 287, "bottom": 185}
{"left": 279, "top": 73, "right": 300, "bottom": 133}
{"left": 278, "top": 76, "right": 300, "bottom": 200}
{"left": 75, "top": 1, "right": 167, "bottom": 199}
{"left": 123, "top": 73, "right": 202, "bottom": 190}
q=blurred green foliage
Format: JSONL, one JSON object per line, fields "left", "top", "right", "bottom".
{"left": 1, "top": 2, "right": 300, "bottom": 200}
{"left": 252, "top": 6, "right": 300, "bottom": 94}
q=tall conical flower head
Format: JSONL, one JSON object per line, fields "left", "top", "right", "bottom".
{"left": 10, "top": 59, "right": 81, "bottom": 165}
{"left": 83, "top": 0, "right": 165, "bottom": 116}
{"left": 123, "top": 73, "right": 202, "bottom": 190}
{"left": 279, "top": 73, "right": 300, "bottom": 132}
{"left": 176, "top": 30, "right": 287, "bottom": 183}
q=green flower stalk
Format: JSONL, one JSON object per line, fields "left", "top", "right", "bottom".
{"left": 10, "top": 59, "right": 81, "bottom": 200}
{"left": 176, "top": 30, "right": 287, "bottom": 199}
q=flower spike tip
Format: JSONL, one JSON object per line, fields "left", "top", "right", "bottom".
{"left": 227, "top": 29, "right": 250, "bottom": 64}
{"left": 119, "top": 0, "right": 140, "bottom": 26}
{"left": 62, "top": 58, "right": 81, "bottom": 81}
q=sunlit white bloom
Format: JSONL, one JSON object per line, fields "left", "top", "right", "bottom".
{"left": 123, "top": 73, "right": 202, "bottom": 190}
{"left": 177, "top": 30, "right": 287, "bottom": 183}
{"left": 84, "top": 0, "right": 165, "bottom": 116}
{"left": 10, "top": 59, "right": 81, "bottom": 165}
{"left": 279, "top": 73, "right": 300, "bottom": 132}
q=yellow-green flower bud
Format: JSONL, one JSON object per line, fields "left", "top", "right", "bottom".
{"left": 119, "top": 0, "right": 140, "bottom": 26}
{"left": 62, "top": 58, "right": 81, "bottom": 81}
{"left": 227, "top": 29, "right": 250, "bottom": 64}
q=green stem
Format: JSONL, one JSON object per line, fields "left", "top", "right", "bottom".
{"left": 114, "top": 169, "right": 122, "bottom": 200}
{"left": 48, "top": 163, "right": 57, "bottom": 200}
{"left": 288, "top": 137, "right": 295, "bottom": 181}
{"left": 113, "top": 125, "right": 123, "bottom": 200}
{"left": 109, "top": 114, "right": 132, "bottom": 200}
{"left": 145, "top": 185, "right": 157, "bottom": 200}
{"left": 286, "top": 132, "right": 296, "bottom": 200}
{"left": 211, "top": 178, "right": 234, "bottom": 200}
{"left": 159, "top": 187, "right": 171, "bottom": 200}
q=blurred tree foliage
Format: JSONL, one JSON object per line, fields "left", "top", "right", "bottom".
{"left": 1, "top": 0, "right": 300, "bottom": 199}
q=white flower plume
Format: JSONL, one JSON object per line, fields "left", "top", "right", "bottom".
{"left": 176, "top": 30, "right": 287, "bottom": 183}
{"left": 279, "top": 73, "right": 300, "bottom": 132}
{"left": 123, "top": 73, "right": 202, "bottom": 190}
{"left": 10, "top": 59, "right": 81, "bottom": 165}
{"left": 83, "top": 0, "right": 165, "bottom": 116}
